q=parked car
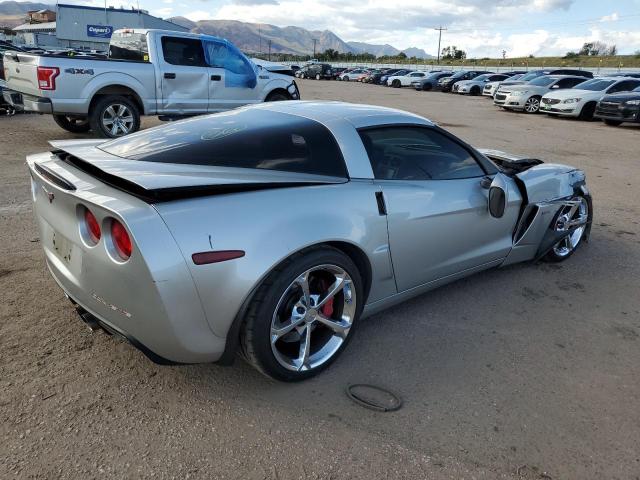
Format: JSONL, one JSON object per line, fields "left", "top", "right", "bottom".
{"left": 379, "top": 68, "right": 406, "bottom": 85}
{"left": 303, "top": 63, "right": 333, "bottom": 80}
{"left": 330, "top": 67, "right": 346, "bottom": 79}
{"left": 495, "top": 69, "right": 593, "bottom": 96}
{"left": 2, "top": 29, "right": 299, "bottom": 138}
{"left": 620, "top": 73, "right": 640, "bottom": 78}
{"left": 540, "top": 77, "right": 640, "bottom": 120}
{"left": 439, "top": 70, "right": 493, "bottom": 92}
{"left": 365, "top": 70, "right": 387, "bottom": 84}
{"left": 483, "top": 74, "right": 524, "bottom": 97}
{"left": 456, "top": 74, "right": 511, "bottom": 95}
{"left": 26, "top": 101, "right": 592, "bottom": 381}
{"left": 412, "top": 72, "right": 453, "bottom": 91}
{"left": 595, "top": 85, "right": 640, "bottom": 125}
{"left": 340, "top": 69, "right": 368, "bottom": 81}
{"left": 387, "top": 71, "right": 427, "bottom": 88}
{"left": 495, "top": 75, "right": 588, "bottom": 113}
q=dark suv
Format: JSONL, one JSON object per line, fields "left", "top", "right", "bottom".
{"left": 303, "top": 63, "right": 333, "bottom": 80}
{"left": 439, "top": 70, "right": 493, "bottom": 92}
{"left": 595, "top": 85, "right": 640, "bottom": 126}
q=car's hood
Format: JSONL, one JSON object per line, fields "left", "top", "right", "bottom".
{"left": 500, "top": 81, "right": 526, "bottom": 87}
{"left": 508, "top": 84, "right": 545, "bottom": 93}
{"left": 599, "top": 92, "right": 640, "bottom": 102}
{"left": 44, "top": 139, "right": 346, "bottom": 200}
{"left": 542, "top": 88, "right": 603, "bottom": 100}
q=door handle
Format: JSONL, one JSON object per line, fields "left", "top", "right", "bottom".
{"left": 164, "top": 72, "right": 176, "bottom": 79}
{"left": 210, "top": 75, "right": 221, "bottom": 81}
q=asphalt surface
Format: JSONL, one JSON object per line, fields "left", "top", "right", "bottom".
{"left": 1, "top": 80, "right": 639, "bottom": 479}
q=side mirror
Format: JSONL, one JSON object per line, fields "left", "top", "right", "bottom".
{"left": 488, "top": 186, "right": 506, "bottom": 218}
{"left": 551, "top": 84, "right": 559, "bottom": 89}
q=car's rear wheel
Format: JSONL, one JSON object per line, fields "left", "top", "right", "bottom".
{"left": 240, "top": 247, "right": 363, "bottom": 381}
{"left": 89, "top": 95, "right": 140, "bottom": 138}
{"left": 53, "top": 115, "right": 91, "bottom": 133}
{"left": 545, "top": 196, "right": 590, "bottom": 262}
{"left": 604, "top": 119, "right": 622, "bottom": 126}
{"left": 470, "top": 86, "right": 480, "bottom": 95}
{"left": 315, "top": 73, "right": 321, "bottom": 80}
{"left": 423, "top": 84, "right": 432, "bottom": 91}
{"left": 524, "top": 96, "right": 541, "bottom": 114}
{"left": 392, "top": 79, "right": 401, "bottom": 88}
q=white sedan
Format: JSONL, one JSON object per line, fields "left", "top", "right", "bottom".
{"left": 540, "top": 77, "right": 640, "bottom": 120}
{"left": 387, "top": 71, "right": 427, "bottom": 88}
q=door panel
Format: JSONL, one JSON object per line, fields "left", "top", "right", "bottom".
{"left": 381, "top": 177, "right": 520, "bottom": 291}
{"left": 158, "top": 36, "right": 209, "bottom": 114}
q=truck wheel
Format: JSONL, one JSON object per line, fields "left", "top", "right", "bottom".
{"left": 53, "top": 115, "right": 91, "bottom": 133}
{"left": 89, "top": 95, "right": 140, "bottom": 138}
{"left": 266, "top": 91, "right": 291, "bottom": 102}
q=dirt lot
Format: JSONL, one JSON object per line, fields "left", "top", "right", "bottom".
{"left": 1, "top": 80, "right": 639, "bottom": 480}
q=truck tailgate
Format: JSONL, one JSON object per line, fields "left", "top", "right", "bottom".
{"left": 3, "top": 52, "right": 42, "bottom": 97}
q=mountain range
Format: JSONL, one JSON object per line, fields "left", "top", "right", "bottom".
{"left": 169, "top": 17, "right": 432, "bottom": 58}
{"left": 0, "top": 1, "right": 432, "bottom": 58}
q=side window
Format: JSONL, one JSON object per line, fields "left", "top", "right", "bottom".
{"left": 359, "top": 127, "right": 485, "bottom": 181}
{"left": 203, "top": 39, "right": 256, "bottom": 88}
{"left": 556, "top": 78, "right": 581, "bottom": 89}
{"left": 608, "top": 80, "right": 640, "bottom": 93}
{"left": 161, "top": 36, "right": 205, "bottom": 67}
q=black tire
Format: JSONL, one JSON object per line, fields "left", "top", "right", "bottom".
{"left": 240, "top": 246, "right": 364, "bottom": 381}
{"left": 52, "top": 114, "right": 91, "bottom": 133}
{"left": 423, "top": 83, "right": 432, "bottom": 91}
{"left": 89, "top": 95, "right": 140, "bottom": 138}
{"left": 470, "top": 86, "right": 480, "bottom": 96}
{"left": 266, "top": 91, "right": 291, "bottom": 102}
{"left": 392, "top": 79, "right": 401, "bottom": 88}
{"left": 604, "top": 119, "right": 623, "bottom": 126}
{"left": 315, "top": 74, "right": 321, "bottom": 80}
{"left": 578, "top": 102, "right": 596, "bottom": 121}
{"left": 544, "top": 195, "right": 591, "bottom": 263}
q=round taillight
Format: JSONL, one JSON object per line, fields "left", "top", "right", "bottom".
{"left": 84, "top": 208, "right": 101, "bottom": 243}
{"left": 111, "top": 219, "right": 132, "bottom": 260}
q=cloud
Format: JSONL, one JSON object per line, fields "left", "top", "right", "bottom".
{"left": 184, "top": 10, "right": 214, "bottom": 21}
{"left": 600, "top": 12, "right": 619, "bottom": 22}
{"left": 231, "top": 0, "right": 279, "bottom": 4}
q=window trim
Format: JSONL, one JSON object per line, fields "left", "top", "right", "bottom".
{"left": 357, "top": 123, "right": 497, "bottom": 181}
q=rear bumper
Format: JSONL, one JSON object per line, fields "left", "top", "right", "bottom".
{"left": 3, "top": 89, "right": 52, "bottom": 113}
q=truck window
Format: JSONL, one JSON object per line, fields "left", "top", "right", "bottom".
{"left": 109, "top": 32, "right": 149, "bottom": 61}
{"left": 161, "top": 37, "right": 206, "bottom": 67}
{"left": 203, "top": 39, "right": 256, "bottom": 88}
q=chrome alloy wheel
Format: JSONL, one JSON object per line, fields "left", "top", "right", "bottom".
{"left": 270, "top": 264, "right": 357, "bottom": 372}
{"left": 552, "top": 197, "right": 589, "bottom": 257}
{"left": 102, "top": 104, "right": 134, "bottom": 136}
{"left": 524, "top": 97, "right": 540, "bottom": 113}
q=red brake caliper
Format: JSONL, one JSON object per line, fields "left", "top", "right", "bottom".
{"left": 319, "top": 279, "right": 335, "bottom": 318}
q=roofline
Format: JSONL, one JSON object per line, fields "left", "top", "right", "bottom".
{"left": 56, "top": 4, "right": 189, "bottom": 31}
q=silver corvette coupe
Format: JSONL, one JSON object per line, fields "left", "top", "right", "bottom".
{"left": 27, "top": 101, "right": 592, "bottom": 381}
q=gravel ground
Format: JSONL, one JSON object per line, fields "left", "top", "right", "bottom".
{"left": 1, "top": 80, "right": 639, "bottom": 480}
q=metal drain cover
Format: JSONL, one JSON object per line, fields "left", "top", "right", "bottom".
{"left": 346, "top": 384, "right": 402, "bottom": 412}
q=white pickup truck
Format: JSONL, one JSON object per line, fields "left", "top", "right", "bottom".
{"left": 2, "top": 29, "right": 300, "bottom": 137}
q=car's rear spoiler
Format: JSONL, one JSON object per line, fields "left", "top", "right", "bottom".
{"left": 48, "top": 140, "right": 347, "bottom": 203}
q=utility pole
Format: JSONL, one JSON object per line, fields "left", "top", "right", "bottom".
{"left": 434, "top": 26, "right": 446, "bottom": 65}
{"left": 268, "top": 40, "right": 271, "bottom": 61}
{"left": 312, "top": 38, "right": 318, "bottom": 59}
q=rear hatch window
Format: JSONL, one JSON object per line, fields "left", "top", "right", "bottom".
{"left": 109, "top": 31, "right": 149, "bottom": 61}
{"left": 99, "top": 109, "right": 348, "bottom": 178}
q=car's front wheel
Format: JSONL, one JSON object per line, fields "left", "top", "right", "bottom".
{"left": 524, "top": 96, "right": 541, "bottom": 114}
{"left": 545, "top": 195, "right": 590, "bottom": 262}
{"left": 392, "top": 79, "right": 401, "bottom": 88}
{"left": 240, "top": 247, "right": 363, "bottom": 381}
{"left": 604, "top": 119, "right": 622, "bottom": 126}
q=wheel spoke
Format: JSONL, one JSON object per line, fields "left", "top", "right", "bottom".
{"left": 271, "top": 316, "right": 304, "bottom": 343}
{"left": 296, "top": 325, "right": 312, "bottom": 371}
{"left": 120, "top": 116, "right": 133, "bottom": 123}
{"left": 315, "top": 275, "right": 346, "bottom": 308}
{"left": 111, "top": 123, "right": 119, "bottom": 136}
{"left": 117, "top": 105, "right": 127, "bottom": 117}
{"left": 105, "top": 106, "right": 116, "bottom": 118}
{"left": 294, "top": 272, "right": 311, "bottom": 307}
{"left": 315, "top": 313, "right": 350, "bottom": 339}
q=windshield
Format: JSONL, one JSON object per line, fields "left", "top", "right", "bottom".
{"left": 449, "top": 71, "right": 467, "bottom": 79}
{"left": 574, "top": 79, "right": 616, "bottom": 91}
{"left": 506, "top": 74, "right": 523, "bottom": 81}
{"left": 519, "top": 71, "right": 544, "bottom": 82}
{"left": 473, "top": 74, "right": 492, "bottom": 82}
{"left": 529, "top": 76, "right": 557, "bottom": 86}
{"left": 427, "top": 72, "right": 449, "bottom": 80}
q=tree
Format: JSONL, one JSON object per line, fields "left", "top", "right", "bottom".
{"left": 441, "top": 46, "right": 466, "bottom": 60}
{"left": 579, "top": 41, "right": 617, "bottom": 56}
{"left": 397, "top": 52, "right": 407, "bottom": 59}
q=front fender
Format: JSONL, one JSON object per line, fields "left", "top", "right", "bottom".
{"left": 259, "top": 77, "right": 296, "bottom": 100}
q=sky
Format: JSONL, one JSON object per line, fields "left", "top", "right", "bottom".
{"left": 55, "top": 0, "right": 640, "bottom": 57}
